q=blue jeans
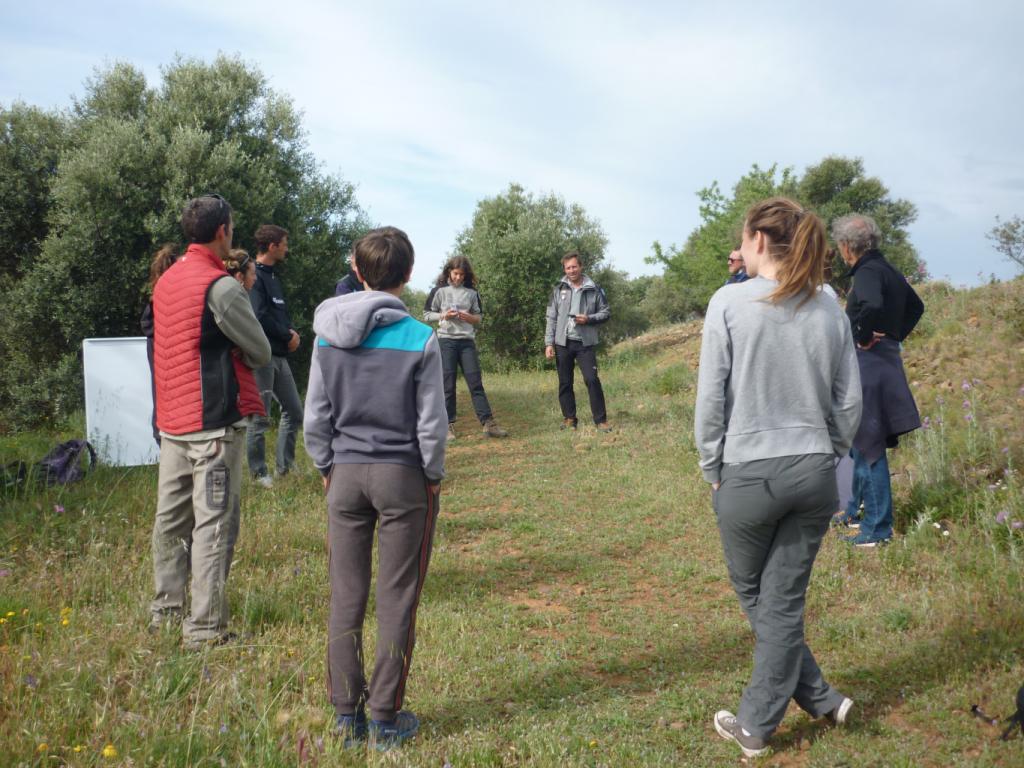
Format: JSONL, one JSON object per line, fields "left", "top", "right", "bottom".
{"left": 438, "top": 338, "right": 492, "bottom": 424}
{"left": 846, "top": 446, "right": 893, "bottom": 541}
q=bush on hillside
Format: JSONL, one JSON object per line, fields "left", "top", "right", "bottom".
{"left": 0, "top": 56, "right": 369, "bottom": 430}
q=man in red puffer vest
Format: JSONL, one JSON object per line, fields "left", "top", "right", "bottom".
{"left": 150, "top": 194, "right": 271, "bottom": 649}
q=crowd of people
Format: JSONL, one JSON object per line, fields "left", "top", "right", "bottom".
{"left": 143, "top": 192, "right": 923, "bottom": 756}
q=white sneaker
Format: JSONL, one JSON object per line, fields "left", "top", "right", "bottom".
{"left": 713, "top": 710, "right": 769, "bottom": 758}
{"left": 828, "top": 697, "right": 854, "bottom": 726}
{"left": 256, "top": 474, "right": 274, "bottom": 489}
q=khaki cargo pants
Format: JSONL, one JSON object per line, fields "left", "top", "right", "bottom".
{"left": 150, "top": 426, "right": 244, "bottom": 643}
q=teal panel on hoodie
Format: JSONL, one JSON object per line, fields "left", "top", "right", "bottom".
{"left": 360, "top": 315, "right": 433, "bottom": 352}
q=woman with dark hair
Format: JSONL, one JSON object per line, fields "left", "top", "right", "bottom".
{"left": 141, "top": 244, "right": 179, "bottom": 444}
{"left": 424, "top": 256, "right": 508, "bottom": 440}
{"left": 695, "top": 197, "right": 863, "bottom": 758}
{"left": 224, "top": 248, "right": 257, "bottom": 292}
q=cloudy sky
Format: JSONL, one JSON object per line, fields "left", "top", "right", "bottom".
{"left": 3, "top": 0, "right": 1023, "bottom": 288}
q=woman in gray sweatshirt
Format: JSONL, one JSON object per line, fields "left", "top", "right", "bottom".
{"left": 424, "top": 257, "right": 508, "bottom": 440}
{"left": 694, "top": 197, "right": 863, "bottom": 758}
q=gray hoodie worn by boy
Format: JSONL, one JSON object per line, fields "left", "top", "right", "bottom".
{"left": 303, "top": 291, "right": 447, "bottom": 481}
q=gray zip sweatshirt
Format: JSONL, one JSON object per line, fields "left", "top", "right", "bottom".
{"left": 694, "top": 277, "right": 862, "bottom": 484}
{"left": 303, "top": 291, "right": 447, "bottom": 481}
{"left": 424, "top": 284, "right": 482, "bottom": 339}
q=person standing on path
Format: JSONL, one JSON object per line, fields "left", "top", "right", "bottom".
{"left": 246, "top": 224, "right": 304, "bottom": 487}
{"left": 543, "top": 252, "right": 612, "bottom": 432}
{"left": 695, "top": 197, "right": 862, "bottom": 758}
{"left": 424, "top": 256, "right": 508, "bottom": 441}
{"left": 832, "top": 214, "right": 924, "bottom": 547}
{"left": 150, "top": 194, "right": 270, "bottom": 648}
{"left": 725, "top": 249, "right": 750, "bottom": 284}
{"left": 304, "top": 226, "right": 447, "bottom": 751}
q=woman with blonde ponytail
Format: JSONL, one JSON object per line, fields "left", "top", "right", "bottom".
{"left": 694, "top": 197, "right": 863, "bottom": 758}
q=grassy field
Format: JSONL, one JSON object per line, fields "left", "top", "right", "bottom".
{"left": 2, "top": 279, "right": 1023, "bottom": 767}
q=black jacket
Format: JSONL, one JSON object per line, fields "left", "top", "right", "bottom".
{"left": 251, "top": 261, "right": 293, "bottom": 357}
{"left": 335, "top": 271, "right": 364, "bottom": 296}
{"left": 846, "top": 250, "right": 924, "bottom": 346}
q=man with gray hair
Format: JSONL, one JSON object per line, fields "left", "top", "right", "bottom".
{"left": 832, "top": 214, "right": 924, "bottom": 547}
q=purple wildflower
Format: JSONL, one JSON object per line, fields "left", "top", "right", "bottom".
{"left": 220, "top": 724, "right": 228, "bottom": 735}
{"left": 922, "top": 416, "right": 931, "bottom": 430}
{"left": 962, "top": 380, "right": 971, "bottom": 391}
{"left": 1004, "top": 447, "right": 1011, "bottom": 454}
{"left": 962, "top": 399, "right": 971, "bottom": 409}
{"left": 1014, "top": 521, "right": 1024, "bottom": 530}
{"left": 24, "top": 674, "right": 39, "bottom": 689}
{"left": 0, "top": 569, "right": 9, "bottom": 578}
{"left": 996, "top": 510, "right": 1009, "bottom": 524}
{"left": 973, "top": 378, "right": 981, "bottom": 385}
{"left": 965, "top": 413, "right": 974, "bottom": 423}
{"left": 54, "top": 504, "right": 64, "bottom": 514}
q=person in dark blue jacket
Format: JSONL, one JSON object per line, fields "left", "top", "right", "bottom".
{"left": 833, "top": 214, "right": 924, "bottom": 547}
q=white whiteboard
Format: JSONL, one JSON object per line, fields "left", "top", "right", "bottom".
{"left": 83, "top": 337, "right": 160, "bottom": 467}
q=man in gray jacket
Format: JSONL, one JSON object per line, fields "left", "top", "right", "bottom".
{"left": 544, "top": 252, "right": 612, "bottom": 431}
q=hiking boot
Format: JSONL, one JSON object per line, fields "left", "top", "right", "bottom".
{"left": 446, "top": 423, "right": 456, "bottom": 441}
{"left": 336, "top": 708, "right": 368, "bottom": 748}
{"left": 596, "top": 422, "right": 613, "bottom": 433}
{"left": 831, "top": 510, "right": 860, "bottom": 529}
{"left": 183, "top": 631, "right": 238, "bottom": 652}
{"left": 254, "top": 473, "right": 274, "bottom": 489}
{"left": 825, "top": 697, "right": 854, "bottom": 726}
{"left": 482, "top": 418, "right": 508, "bottom": 437}
{"left": 845, "top": 532, "right": 890, "bottom": 548}
{"left": 713, "top": 710, "right": 769, "bottom": 758}
{"left": 561, "top": 418, "right": 578, "bottom": 430}
{"left": 368, "top": 710, "right": 419, "bottom": 751}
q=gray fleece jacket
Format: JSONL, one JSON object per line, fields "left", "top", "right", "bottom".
{"left": 303, "top": 291, "right": 447, "bottom": 481}
{"left": 694, "top": 277, "right": 862, "bottom": 484}
{"left": 544, "top": 276, "right": 611, "bottom": 347}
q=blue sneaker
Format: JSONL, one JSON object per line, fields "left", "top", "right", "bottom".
{"left": 368, "top": 710, "right": 419, "bottom": 751}
{"left": 845, "top": 532, "right": 890, "bottom": 548}
{"left": 335, "top": 709, "right": 367, "bottom": 748}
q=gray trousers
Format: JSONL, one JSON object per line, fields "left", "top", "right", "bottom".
{"left": 151, "top": 426, "right": 244, "bottom": 641}
{"left": 246, "top": 355, "right": 304, "bottom": 477}
{"left": 326, "top": 463, "right": 439, "bottom": 722}
{"left": 713, "top": 453, "right": 846, "bottom": 738}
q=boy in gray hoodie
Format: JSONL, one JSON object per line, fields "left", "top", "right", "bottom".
{"left": 303, "top": 226, "right": 446, "bottom": 751}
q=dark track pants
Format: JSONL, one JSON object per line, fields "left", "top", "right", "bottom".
{"left": 713, "top": 453, "right": 846, "bottom": 739}
{"left": 326, "top": 463, "right": 438, "bottom": 722}
{"left": 439, "top": 337, "right": 492, "bottom": 424}
{"left": 555, "top": 340, "right": 607, "bottom": 424}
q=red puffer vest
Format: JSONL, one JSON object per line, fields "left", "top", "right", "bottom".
{"left": 153, "top": 244, "right": 264, "bottom": 435}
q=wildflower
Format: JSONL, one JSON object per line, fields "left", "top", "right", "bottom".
{"left": 965, "top": 413, "right": 974, "bottom": 423}
{"left": 74, "top": 745, "right": 84, "bottom": 753}
{"left": 0, "top": 569, "right": 10, "bottom": 578}
{"left": 996, "top": 511, "right": 1009, "bottom": 524}
{"left": 936, "top": 396, "right": 945, "bottom": 405}
{"left": 0, "top": 618, "right": 6, "bottom": 625}
{"left": 1014, "top": 522, "right": 1024, "bottom": 530}
{"left": 60, "top": 607, "right": 72, "bottom": 616}
{"left": 37, "top": 743, "right": 48, "bottom": 753}
{"left": 102, "top": 744, "right": 118, "bottom": 759}
{"left": 5, "top": 611, "right": 14, "bottom": 617}
{"left": 61, "top": 618, "right": 70, "bottom": 627}
{"left": 962, "top": 380, "right": 971, "bottom": 391}
{"left": 973, "top": 378, "right": 981, "bottom": 384}
{"left": 24, "top": 674, "right": 38, "bottom": 689}
{"left": 922, "top": 416, "right": 931, "bottom": 429}
{"left": 962, "top": 399, "right": 971, "bottom": 409}
{"left": 220, "top": 723, "right": 228, "bottom": 734}
{"left": 1003, "top": 447, "right": 1011, "bottom": 454}
{"left": 54, "top": 504, "right": 64, "bottom": 514}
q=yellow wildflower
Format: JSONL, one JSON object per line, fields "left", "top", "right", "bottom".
{"left": 60, "top": 607, "right": 72, "bottom": 616}
{"left": 0, "top": 618, "right": 6, "bottom": 625}
{"left": 61, "top": 618, "right": 70, "bottom": 627}
{"left": 5, "top": 611, "right": 13, "bottom": 617}
{"left": 102, "top": 743, "right": 118, "bottom": 758}
{"left": 37, "top": 743, "right": 48, "bottom": 753}
{"left": 74, "top": 745, "right": 84, "bottom": 753}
